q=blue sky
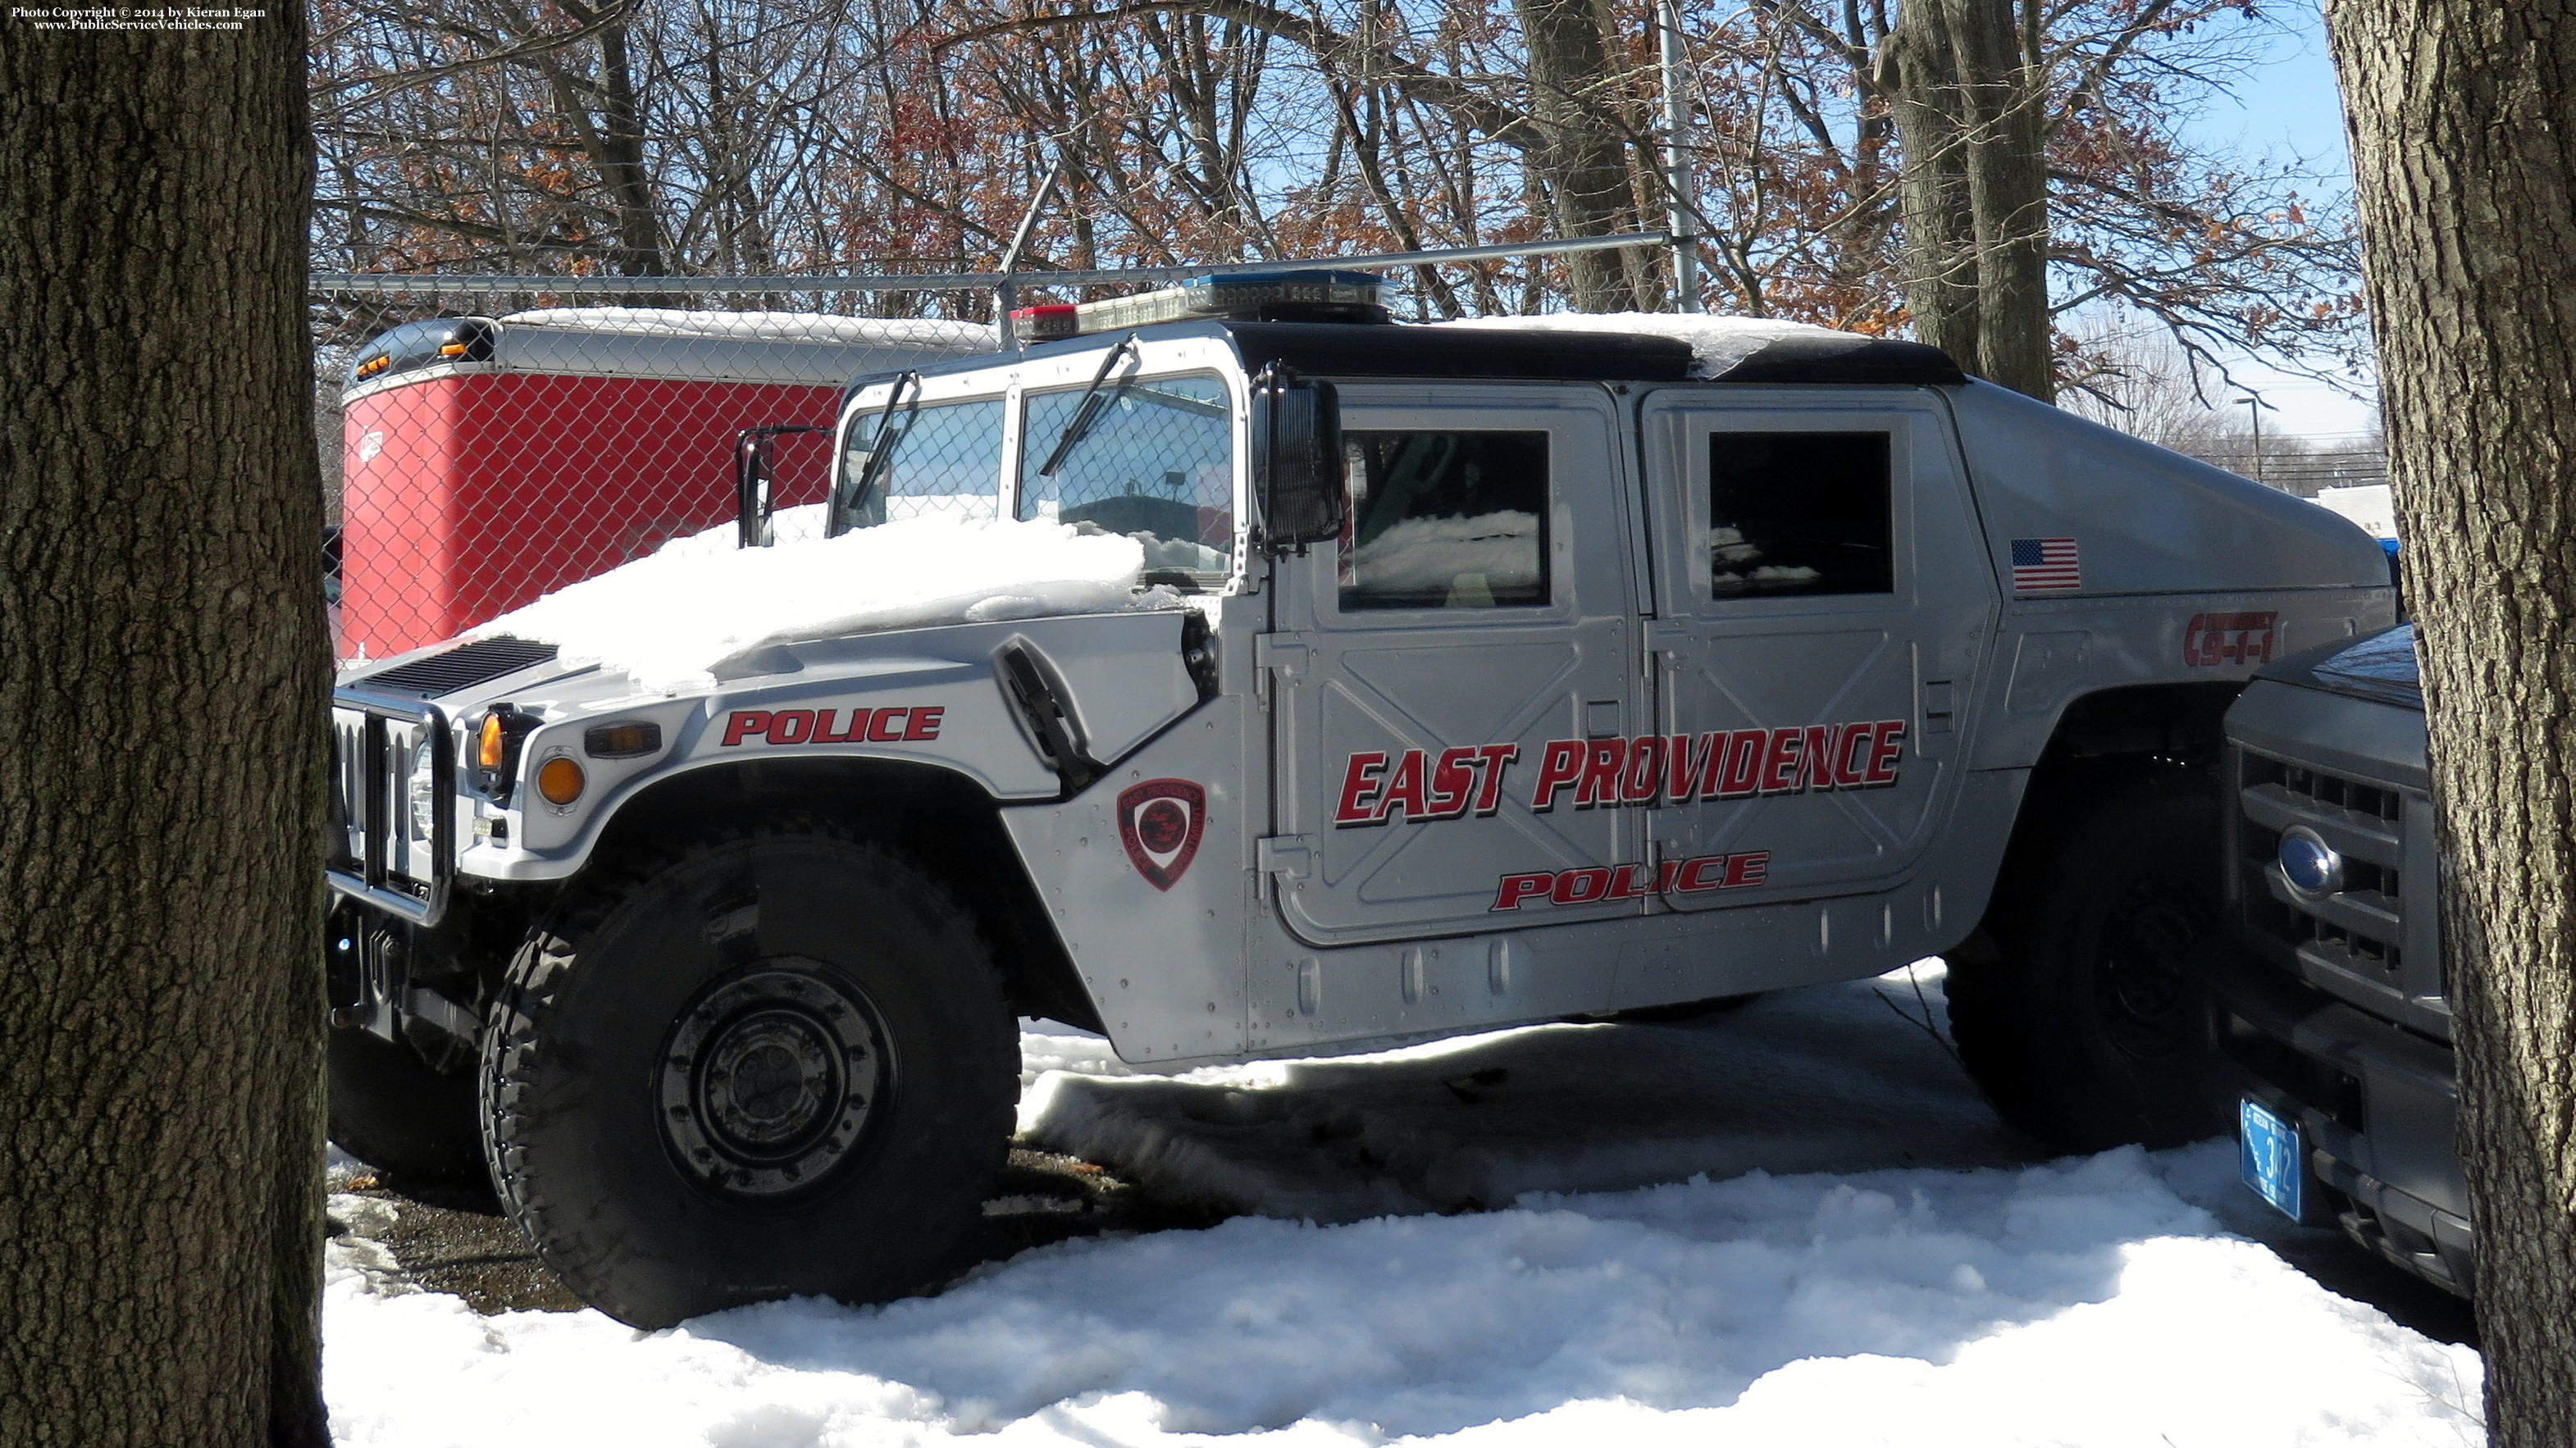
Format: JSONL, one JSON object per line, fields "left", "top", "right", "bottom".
{"left": 2165, "top": 1, "right": 2378, "bottom": 437}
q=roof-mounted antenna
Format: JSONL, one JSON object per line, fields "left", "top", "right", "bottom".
{"left": 995, "top": 158, "right": 1068, "bottom": 352}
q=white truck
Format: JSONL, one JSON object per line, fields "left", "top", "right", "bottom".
{"left": 325, "top": 275, "right": 2395, "bottom": 1327}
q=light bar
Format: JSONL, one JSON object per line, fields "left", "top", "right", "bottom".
{"left": 1010, "top": 269, "right": 1388, "bottom": 342}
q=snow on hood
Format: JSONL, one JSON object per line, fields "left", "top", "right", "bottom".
{"left": 1430, "top": 311, "right": 1854, "bottom": 379}
{"left": 471, "top": 506, "right": 1169, "bottom": 692}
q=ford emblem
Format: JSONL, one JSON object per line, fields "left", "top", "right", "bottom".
{"left": 2278, "top": 826, "right": 2345, "bottom": 899}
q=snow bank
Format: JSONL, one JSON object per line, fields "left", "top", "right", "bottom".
{"left": 326, "top": 971, "right": 2484, "bottom": 1447}
{"left": 469, "top": 508, "right": 1168, "bottom": 692}
{"left": 1431, "top": 311, "right": 1855, "bottom": 379}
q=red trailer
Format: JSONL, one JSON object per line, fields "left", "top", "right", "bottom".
{"left": 338, "top": 308, "right": 992, "bottom": 661}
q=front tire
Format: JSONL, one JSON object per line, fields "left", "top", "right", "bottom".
{"left": 1948, "top": 775, "right": 2225, "bottom": 1153}
{"left": 328, "top": 1026, "right": 486, "bottom": 1185}
{"left": 481, "top": 826, "right": 1016, "bottom": 1327}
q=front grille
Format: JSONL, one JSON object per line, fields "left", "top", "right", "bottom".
{"left": 357, "top": 636, "right": 559, "bottom": 699}
{"left": 2235, "top": 746, "right": 2432, "bottom": 1003}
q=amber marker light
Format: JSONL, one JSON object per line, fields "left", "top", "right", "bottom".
{"left": 440, "top": 341, "right": 470, "bottom": 357}
{"left": 536, "top": 757, "right": 586, "bottom": 807}
{"left": 479, "top": 713, "right": 508, "bottom": 770}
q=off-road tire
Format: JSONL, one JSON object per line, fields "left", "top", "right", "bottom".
{"left": 328, "top": 1024, "right": 487, "bottom": 1185}
{"left": 1948, "top": 775, "right": 2226, "bottom": 1153}
{"left": 480, "top": 824, "right": 1017, "bottom": 1328}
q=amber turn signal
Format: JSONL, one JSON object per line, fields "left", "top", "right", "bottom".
{"left": 536, "top": 757, "right": 586, "bottom": 807}
{"left": 479, "top": 713, "right": 508, "bottom": 769}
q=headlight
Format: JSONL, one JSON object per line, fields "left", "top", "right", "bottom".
{"left": 407, "top": 736, "right": 440, "bottom": 845}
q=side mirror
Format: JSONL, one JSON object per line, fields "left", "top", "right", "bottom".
{"left": 1252, "top": 367, "right": 1343, "bottom": 552}
{"left": 734, "top": 425, "right": 826, "bottom": 549}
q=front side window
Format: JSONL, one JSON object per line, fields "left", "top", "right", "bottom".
{"left": 1018, "top": 375, "right": 1235, "bottom": 589}
{"left": 1706, "top": 431, "right": 1894, "bottom": 597}
{"left": 840, "top": 395, "right": 1005, "bottom": 527}
{"left": 1339, "top": 430, "right": 1550, "bottom": 610}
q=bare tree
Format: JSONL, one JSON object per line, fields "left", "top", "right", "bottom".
{"left": 2331, "top": 1, "right": 2576, "bottom": 1440}
{"left": 2, "top": 15, "right": 331, "bottom": 1447}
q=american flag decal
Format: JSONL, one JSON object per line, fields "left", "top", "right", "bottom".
{"left": 2010, "top": 537, "right": 2081, "bottom": 593}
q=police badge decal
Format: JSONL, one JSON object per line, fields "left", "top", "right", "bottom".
{"left": 1117, "top": 780, "right": 1207, "bottom": 890}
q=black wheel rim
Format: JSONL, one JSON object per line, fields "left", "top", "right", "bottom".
{"left": 657, "top": 959, "right": 887, "bottom": 1200}
{"left": 2095, "top": 882, "right": 2201, "bottom": 1060}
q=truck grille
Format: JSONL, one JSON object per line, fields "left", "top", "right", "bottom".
{"left": 358, "top": 636, "right": 559, "bottom": 699}
{"left": 326, "top": 687, "right": 456, "bottom": 925}
{"left": 2233, "top": 747, "right": 2437, "bottom": 1008}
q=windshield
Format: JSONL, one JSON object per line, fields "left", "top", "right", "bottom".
{"left": 837, "top": 394, "right": 1005, "bottom": 528}
{"left": 1017, "top": 374, "right": 1235, "bottom": 591}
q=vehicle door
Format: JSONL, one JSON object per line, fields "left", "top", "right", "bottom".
{"left": 1635, "top": 390, "right": 1994, "bottom": 910}
{"left": 1268, "top": 383, "right": 1641, "bottom": 945}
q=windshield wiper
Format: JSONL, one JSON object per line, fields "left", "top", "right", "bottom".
{"left": 829, "top": 371, "right": 921, "bottom": 535}
{"left": 1035, "top": 335, "right": 1140, "bottom": 480}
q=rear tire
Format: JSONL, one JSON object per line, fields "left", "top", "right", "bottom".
{"left": 480, "top": 826, "right": 1017, "bottom": 1328}
{"left": 1948, "top": 775, "right": 2225, "bottom": 1153}
{"left": 328, "top": 1026, "right": 486, "bottom": 1185}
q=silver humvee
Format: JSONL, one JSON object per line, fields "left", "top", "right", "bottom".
{"left": 326, "top": 286, "right": 2393, "bottom": 1327}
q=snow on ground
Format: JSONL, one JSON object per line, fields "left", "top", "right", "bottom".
{"left": 469, "top": 508, "right": 1174, "bottom": 692}
{"left": 326, "top": 967, "right": 2484, "bottom": 1447}
{"left": 1430, "top": 312, "right": 1854, "bottom": 379}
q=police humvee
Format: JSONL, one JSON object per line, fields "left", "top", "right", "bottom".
{"left": 326, "top": 274, "right": 2396, "bottom": 1327}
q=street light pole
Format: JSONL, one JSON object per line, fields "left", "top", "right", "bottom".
{"left": 2239, "top": 392, "right": 2267, "bottom": 486}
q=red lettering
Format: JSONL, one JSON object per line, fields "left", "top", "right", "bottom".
{"left": 813, "top": 708, "right": 856, "bottom": 744}
{"left": 1552, "top": 867, "right": 1614, "bottom": 905}
{"left": 1530, "top": 740, "right": 1587, "bottom": 811}
{"left": 1378, "top": 750, "right": 1429, "bottom": 822}
{"left": 1668, "top": 734, "right": 1712, "bottom": 803}
{"left": 1715, "top": 729, "right": 1766, "bottom": 798}
{"left": 1621, "top": 737, "right": 1665, "bottom": 804}
{"left": 1492, "top": 872, "right": 1555, "bottom": 911}
{"left": 1799, "top": 725, "right": 1838, "bottom": 790}
{"left": 1334, "top": 753, "right": 1389, "bottom": 826}
{"left": 1471, "top": 744, "right": 1520, "bottom": 814}
{"left": 1604, "top": 863, "right": 1650, "bottom": 899}
{"left": 768, "top": 708, "right": 816, "bottom": 745}
{"left": 1865, "top": 721, "right": 1906, "bottom": 785}
{"left": 721, "top": 710, "right": 771, "bottom": 746}
{"left": 1575, "top": 740, "right": 1626, "bottom": 807}
{"left": 1836, "top": 724, "right": 1876, "bottom": 787}
{"left": 867, "top": 708, "right": 909, "bottom": 742}
{"left": 1655, "top": 859, "right": 1682, "bottom": 895}
{"left": 1723, "top": 852, "right": 1771, "bottom": 888}
{"left": 1426, "top": 747, "right": 1477, "bottom": 819}
{"left": 905, "top": 706, "right": 945, "bottom": 740}
{"left": 1759, "top": 727, "right": 1804, "bottom": 794}
{"left": 1676, "top": 855, "right": 1730, "bottom": 892}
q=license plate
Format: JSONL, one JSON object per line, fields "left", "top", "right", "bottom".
{"left": 2240, "top": 1098, "right": 2304, "bottom": 1221}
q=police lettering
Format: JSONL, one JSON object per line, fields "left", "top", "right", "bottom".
{"left": 1489, "top": 851, "right": 1771, "bottom": 911}
{"left": 721, "top": 705, "right": 945, "bottom": 747}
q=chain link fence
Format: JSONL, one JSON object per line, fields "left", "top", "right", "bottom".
{"left": 313, "top": 234, "right": 1670, "bottom": 663}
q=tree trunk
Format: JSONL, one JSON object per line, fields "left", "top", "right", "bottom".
{"left": 2328, "top": 2, "right": 2576, "bottom": 1441}
{"left": 1511, "top": 0, "right": 1640, "bottom": 310}
{"left": 1883, "top": 0, "right": 2052, "bottom": 398}
{"left": 0, "top": 20, "right": 330, "bottom": 1448}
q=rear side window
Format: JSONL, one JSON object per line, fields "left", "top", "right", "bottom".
{"left": 1340, "top": 430, "right": 1550, "bottom": 610}
{"left": 842, "top": 396, "right": 1005, "bottom": 526}
{"left": 1019, "top": 375, "right": 1235, "bottom": 590}
{"left": 1707, "top": 431, "right": 1893, "bottom": 597}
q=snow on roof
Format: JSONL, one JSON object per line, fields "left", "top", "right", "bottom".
{"left": 495, "top": 307, "right": 995, "bottom": 350}
{"left": 1430, "top": 311, "right": 1854, "bottom": 379}
{"left": 472, "top": 507, "right": 1165, "bottom": 692}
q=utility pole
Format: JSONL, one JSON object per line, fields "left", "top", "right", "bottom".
{"left": 1659, "top": 0, "right": 1702, "bottom": 314}
{"left": 2237, "top": 390, "right": 2271, "bottom": 486}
